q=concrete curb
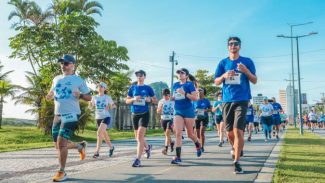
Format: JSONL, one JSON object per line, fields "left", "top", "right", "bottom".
{"left": 253, "top": 133, "right": 285, "bottom": 183}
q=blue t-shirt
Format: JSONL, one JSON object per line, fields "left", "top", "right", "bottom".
{"left": 272, "top": 102, "right": 283, "bottom": 119}
{"left": 214, "top": 56, "right": 256, "bottom": 102}
{"left": 194, "top": 98, "right": 211, "bottom": 118}
{"left": 246, "top": 105, "right": 254, "bottom": 121}
{"left": 127, "top": 84, "right": 155, "bottom": 113}
{"left": 173, "top": 81, "right": 196, "bottom": 110}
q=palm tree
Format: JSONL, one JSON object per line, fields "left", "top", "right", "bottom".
{"left": 69, "top": 0, "right": 103, "bottom": 16}
{"left": 0, "top": 63, "right": 17, "bottom": 128}
{"left": 14, "top": 72, "right": 46, "bottom": 128}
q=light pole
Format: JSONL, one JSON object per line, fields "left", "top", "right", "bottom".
{"left": 288, "top": 22, "right": 313, "bottom": 128}
{"left": 169, "top": 51, "right": 178, "bottom": 89}
{"left": 277, "top": 32, "right": 318, "bottom": 135}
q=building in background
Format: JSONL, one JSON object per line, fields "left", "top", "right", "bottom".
{"left": 279, "top": 89, "right": 287, "bottom": 112}
{"left": 301, "top": 93, "right": 308, "bottom": 104}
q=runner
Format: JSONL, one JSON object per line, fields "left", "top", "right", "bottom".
{"left": 46, "top": 54, "right": 91, "bottom": 182}
{"left": 259, "top": 97, "right": 274, "bottom": 142}
{"left": 270, "top": 97, "right": 283, "bottom": 139}
{"left": 157, "top": 88, "right": 175, "bottom": 155}
{"left": 125, "top": 70, "right": 157, "bottom": 167}
{"left": 214, "top": 37, "right": 257, "bottom": 174}
{"left": 212, "top": 92, "right": 226, "bottom": 147}
{"left": 194, "top": 88, "right": 212, "bottom": 152}
{"left": 245, "top": 102, "right": 254, "bottom": 141}
{"left": 253, "top": 111, "right": 260, "bottom": 134}
{"left": 320, "top": 112, "right": 325, "bottom": 129}
{"left": 308, "top": 109, "right": 317, "bottom": 132}
{"left": 280, "top": 112, "right": 287, "bottom": 130}
{"left": 171, "top": 68, "right": 202, "bottom": 165}
{"left": 89, "top": 82, "right": 115, "bottom": 158}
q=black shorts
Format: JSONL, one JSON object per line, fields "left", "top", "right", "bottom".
{"left": 132, "top": 112, "right": 150, "bottom": 130}
{"left": 222, "top": 101, "right": 248, "bottom": 132}
{"left": 311, "top": 120, "right": 317, "bottom": 123}
{"left": 195, "top": 117, "right": 209, "bottom": 129}
{"left": 215, "top": 115, "right": 223, "bottom": 125}
{"left": 161, "top": 120, "right": 173, "bottom": 131}
{"left": 253, "top": 122, "right": 259, "bottom": 127}
{"left": 96, "top": 117, "right": 111, "bottom": 127}
{"left": 261, "top": 116, "right": 273, "bottom": 126}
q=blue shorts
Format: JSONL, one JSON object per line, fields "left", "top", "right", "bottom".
{"left": 273, "top": 117, "right": 281, "bottom": 125}
{"left": 96, "top": 117, "right": 111, "bottom": 127}
{"left": 175, "top": 107, "right": 195, "bottom": 118}
{"left": 246, "top": 116, "right": 254, "bottom": 124}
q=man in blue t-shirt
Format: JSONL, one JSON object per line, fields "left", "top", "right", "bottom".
{"left": 125, "top": 70, "right": 157, "bottom": 167}
{"left": 271, "top": 97, "right": 283, "bottom": 139}
{"left": 214, "top": 37, "right": 257, "bottom": 174}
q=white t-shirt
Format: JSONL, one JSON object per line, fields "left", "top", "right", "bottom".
{"left": 259, "top": 103, "right": 274, "bottom": 117}
{"left": 91, "top": 95, "right": 114, "bottom": 119}
{"left": 308, "top": 112, "right": 317, "bottom": 121}
{"left": 51, "top": 74, "right": 90, "bottom": 115}
{"left": 158, "top": 99, "right": 175, "bottom": 120}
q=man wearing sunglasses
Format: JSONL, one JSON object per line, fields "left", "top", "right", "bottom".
{"left": 125, "top": 70, "right": 157, "bottom": 167}
{"left": 46, "top": 54, "right": 92, "bottom": 182}
{"left": 214, "top": 37, "right": 257, "bottom": 174}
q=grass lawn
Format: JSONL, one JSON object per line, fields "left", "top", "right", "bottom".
{"left": 273, "top": 128, "right": 325, "bottom": 183}
{"left": 0, "top": 125, "right": 164, "bottom": 153}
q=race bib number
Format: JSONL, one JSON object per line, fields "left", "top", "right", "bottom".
{"left": 197, "top": 109, "right": 205, "bottom": 116}
{"left": 174, "top": 92, "right": 185, "bottom": 100}
{"left": 162, "top": 115, "right": 172, "bottom": 120}
{"left": 246, "top": 111, "right": 252, "bottom": 115}
{"left": 225, "top": 73, "right": 241, "bottom": 85}
{"left": 273, "top": 110, "right": 279, "bottom": 115}
{"left": 61, "top": 113, "right": 78, "bottom": 123}
{"left": 133, "top": 98, "right": 146, "bottom": 106}
{"left": 96, "top": 109, "right": 106, "bottom": 116}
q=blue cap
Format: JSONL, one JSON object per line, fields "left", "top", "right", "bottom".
{"left": 263, "top": 96, "right": 268, "bottom": 100}
{"left": 58, "top": 54, "right": 76, "bottom": 64}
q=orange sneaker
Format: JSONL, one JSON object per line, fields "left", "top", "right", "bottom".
{"left": 52, "top": 171, "right": 67, "bottom": 182}
{"left": 78, "top": 141, "right": 87, "bottom": 160}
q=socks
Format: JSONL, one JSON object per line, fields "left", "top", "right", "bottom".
{"left": 176, "top": 147, "right": 181, "bottom": 158}
{"left": 194, "top": 141, "right": 200, "bottom": 149}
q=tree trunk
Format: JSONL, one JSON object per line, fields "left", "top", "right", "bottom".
{"left": 0, "top": 98, "right": 3, "bottom": 129}
{"left": 115, "top": 100, "right": 120, "bottom": 130}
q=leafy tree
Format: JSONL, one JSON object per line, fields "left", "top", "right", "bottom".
{"left": 194, "top": 69, "right": 220, "bottom": 99}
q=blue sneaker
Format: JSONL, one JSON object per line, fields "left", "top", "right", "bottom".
{"left": 196, "top": 148, "right": 202, "bottom": 157}
{"left": 145, "top": 144, "right": 152, "bottom": 159}
{"left": 132, "top": 158, "right": 141, "bottom": 167}
{"left": 109, "top": 146, "right": 115, "bottom": 157}
{"left": 171, "top": 156, "right": 182, "bottom": 165}
{"left": 201, "top": 147, "right": 205, "bottom": 153}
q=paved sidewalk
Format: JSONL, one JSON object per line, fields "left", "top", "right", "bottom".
{"left": 0, "top": 130, "right": 283, "bottom": 183}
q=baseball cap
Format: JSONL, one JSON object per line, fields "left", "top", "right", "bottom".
{"left": 58, "top": 54, "right": 76, "bottom": 64}
{"left": 98, "top": 82, "right": 107, "bottom": 89}
{"left": 176, "top": 68, "right": 189, "bottom": 75}
{"left": 263, "top": 96, "right": 268, "bottom": 100}
{"left": 135, "top": 70, "right": 146, "bottom": 76}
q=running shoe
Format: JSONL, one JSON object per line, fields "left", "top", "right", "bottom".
{"left": 233, "top": 162, "right": 244, "bottom": 174}
{"left": 132, "top": 158, "right": 141, "bottom": 167}
{"left": 162, "top": 148, "right": 167, "bottom": 155}
{"left": 52, "top": 171, "right": 67, "bottom": 182}
{"left": 171, "top": 156, "right": 182, "bottom": 165}
{"left": 145, "top": 144, "right": 152, "bottom": 159}
{"left": 196, "top": 147, "right": 202, "bottom": 157}
{"left": 247, "top": 136, "right": 251, "bottom": 142}
{"left": 109, "top": 146, "right": 115, "bottom": 157}
{"left": 78, "top": 141, "right": 87, "bottom": 160}
{"left": 93, "top": 152, "right": 99, "bottom": 159}
{"left": 170, "top": 141, "right": 175, "bottom": 152}
{"left": 218, "top": 141, "right": 223, "bottom": 147}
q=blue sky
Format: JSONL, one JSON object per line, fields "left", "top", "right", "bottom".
{"left": 1, "top": 0, "right": 325, "bottom": 119}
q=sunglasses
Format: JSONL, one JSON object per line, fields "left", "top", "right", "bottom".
{"left": 60, "top": 62, "right": 71, "bottom": 66}
{"left": 136, "top": 74, "right": 144, "bottom": 77}
{"left": 228, "top": 42, "right": 240, "bottom": 47}
{"left": 178, "top": 71, "right": 186, "bottom": 75}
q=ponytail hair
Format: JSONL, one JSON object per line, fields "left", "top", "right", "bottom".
{"left": 188, "top": 74, "right": 199, "bottom": 89}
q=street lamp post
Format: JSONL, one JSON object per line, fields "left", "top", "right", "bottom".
{"left": 277, "top": 32, "right": 318, "bottom": 135}
{"left": 289, "top": 22, "right": 313, "bottom": 128}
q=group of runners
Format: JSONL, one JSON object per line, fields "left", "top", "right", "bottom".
{"left": 303, "top": 109, "right": 325, "bottom": 131}
{"left": 47, "top": 36, "right": 293, "bottom": 182}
